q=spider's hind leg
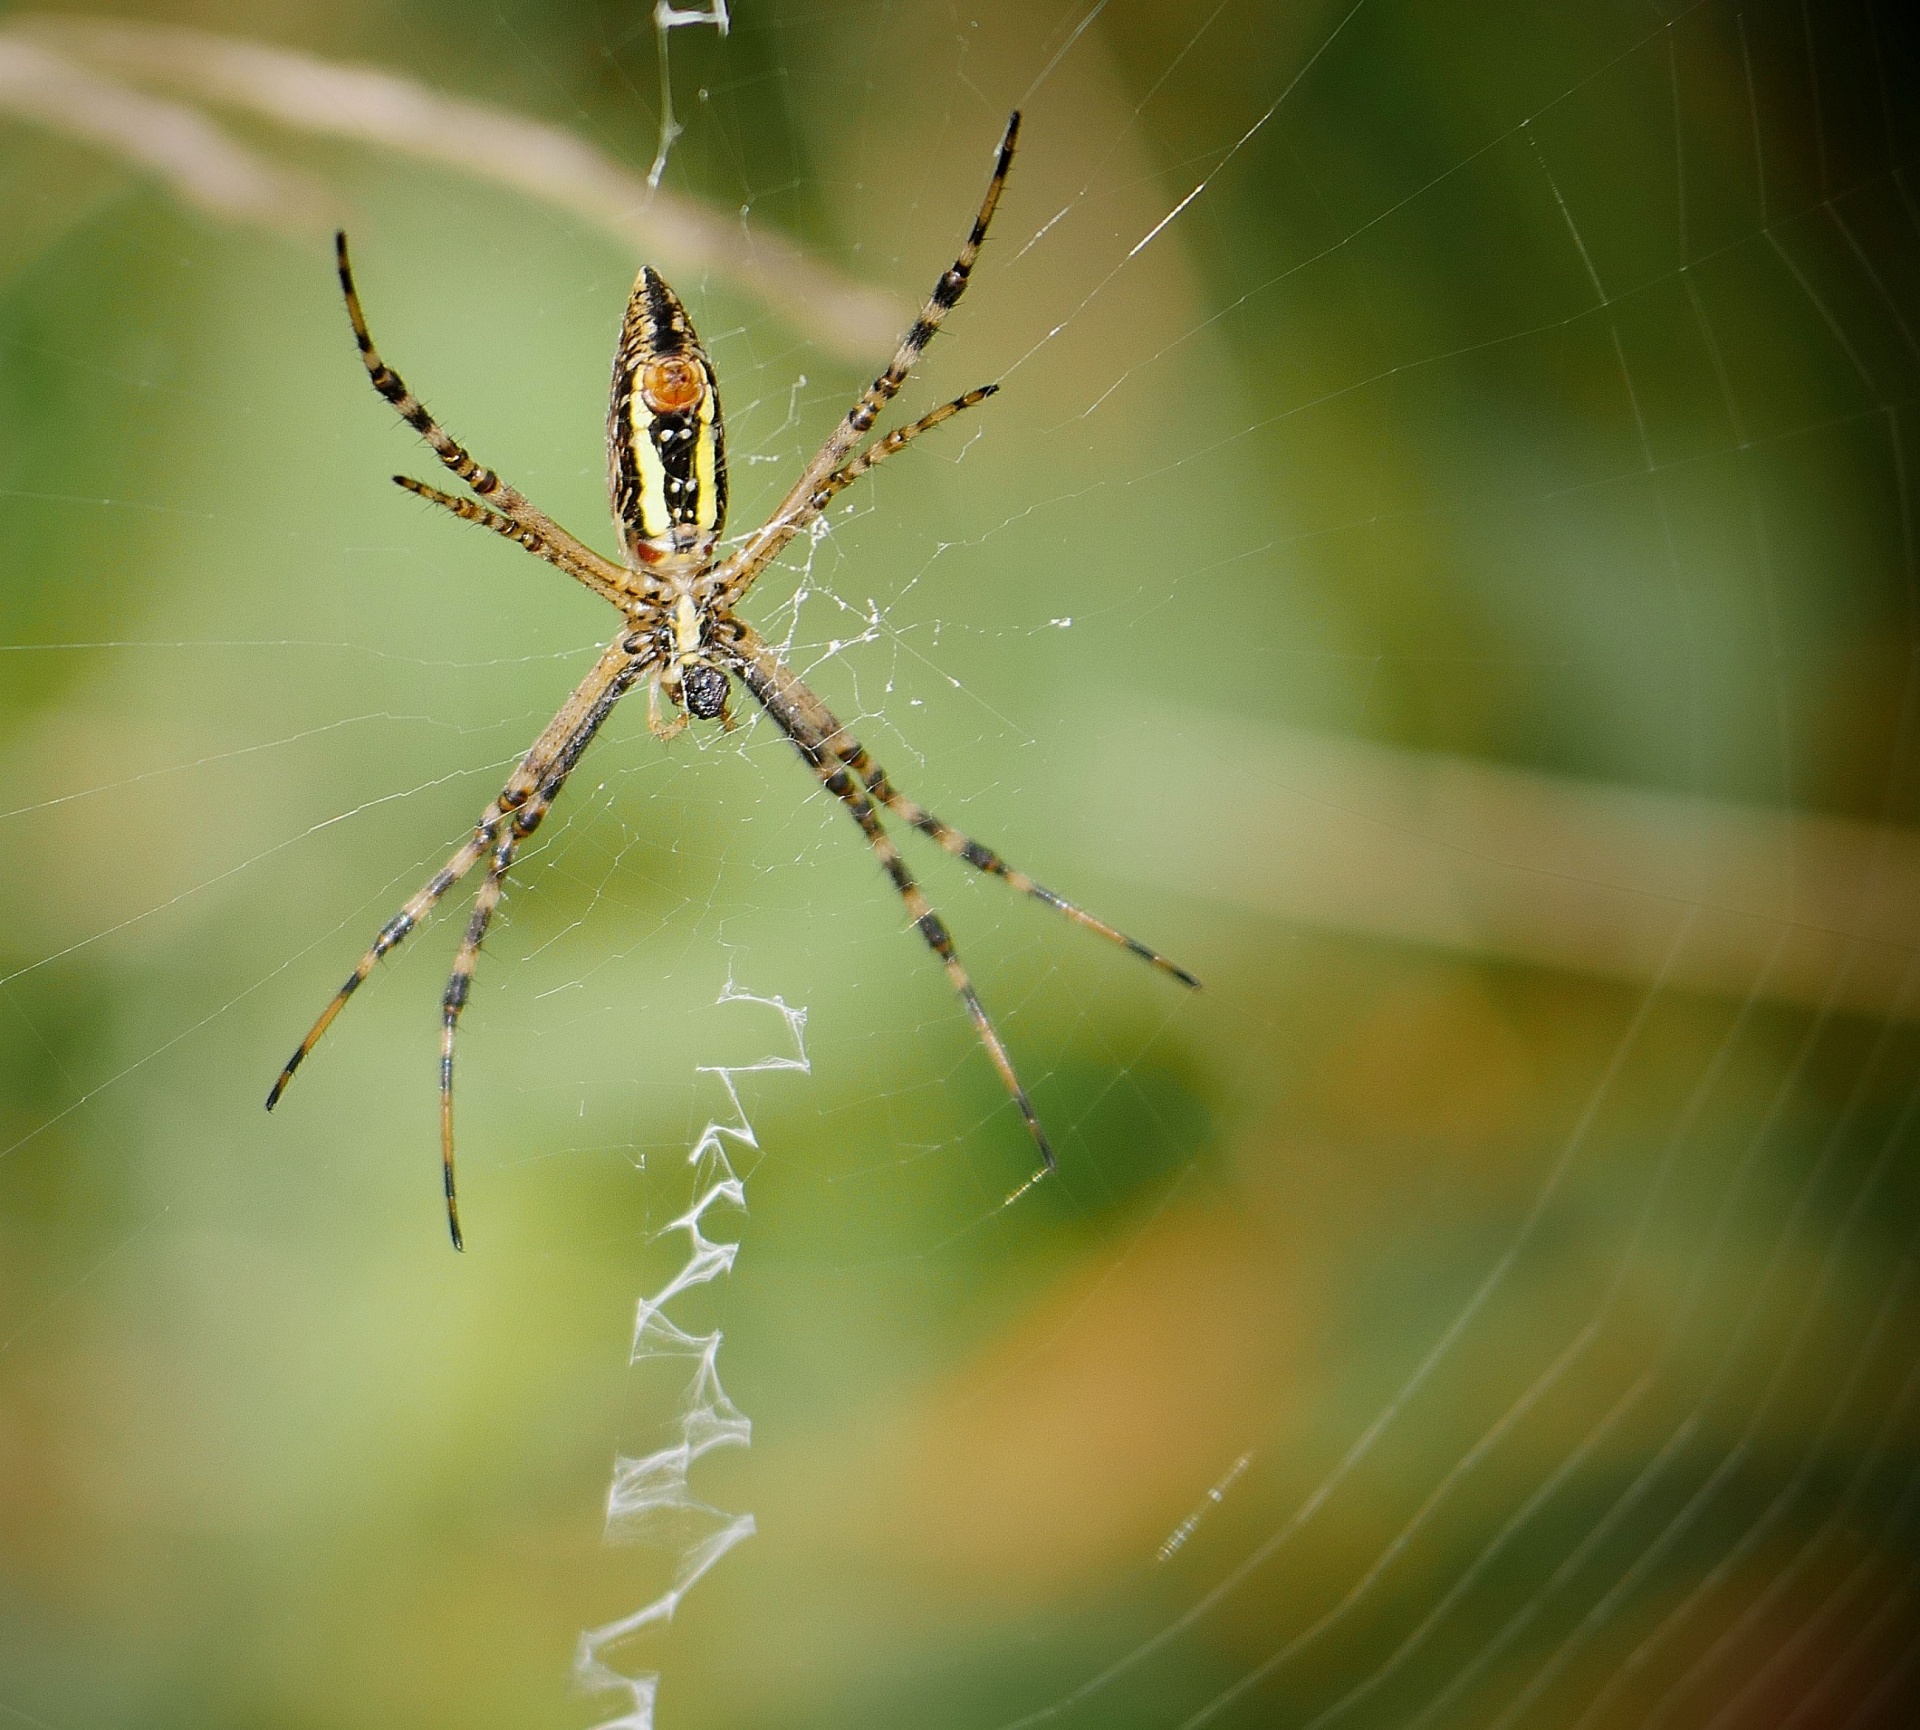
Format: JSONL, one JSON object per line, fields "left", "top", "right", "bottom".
{"left": 837, "top": 115, "right": 1019, "bottom": 445}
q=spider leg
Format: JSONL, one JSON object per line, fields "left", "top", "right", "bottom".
{"left": 712, "top": 114, "right": 1021, "bottom": 605}
{"left": 336, "top": 233, "right": 650, "bottom": 610}
{"left": 798, "top": 386, "right": 999, "bottom": 522}
{"left": 727, "top": 638, "right": 1053, "bottom": 1172}
{"left": 806, "top": 114, "right": 1018, "bottom": 478}
{"left": 839, "top": 743, "right": 1200, "bottom": 989}
{"left": 431, "top": 647, "right": 659, "bottom": 1247}
{"left": 268, "top": 631, "right": 654, "bottom": 1245}
{"left": 724, "top": 622, "right": 1197, "bottom": 985}
{"left": 713, "top": 383, "right": 1003, "bottom": 606}
{"left": 814, "top": 749, "right": 1053, "bottom": 1168}
{"left": 264, "top": 825, "right": 496, "bottom": 1112}
{"left": 392, "top": 476, "right": 635, "bottom": 601}
{"left": 437, "top": 830, "right": 513, "bottom": 1250}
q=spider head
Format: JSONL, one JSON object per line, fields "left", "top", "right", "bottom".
{"left": 681, "top": 662, "right": 729, "bottom": 721}
{"left": 610, "top": 267, "right": 728, "bottom": 571}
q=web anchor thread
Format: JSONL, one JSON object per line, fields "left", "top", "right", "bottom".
{"left": 575, "top": 981, "right": 808, "bottom": 1730}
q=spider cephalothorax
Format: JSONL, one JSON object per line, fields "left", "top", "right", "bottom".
{"left": 267, "top": 113, "right": 1199, "bottom": 1248}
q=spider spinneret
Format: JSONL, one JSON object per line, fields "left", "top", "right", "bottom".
{"left": 267, "top": 112, "right": 1199, "bottom": 1250}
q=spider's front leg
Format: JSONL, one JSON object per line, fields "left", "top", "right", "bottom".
{"left": 722, "top": 635, "right": 1055, "bottom": 1172}
{"left": 268, "top": 631, "right": 653, "bottom": 1248}
{"left": 428, "top": 768, "right": 561, "bottom": 1246}
{"left": 718, "top": 619, "right": 1200, "bottom": 1172}
{"left": 265, "top": 818, "right": 505, "bottom": 1112}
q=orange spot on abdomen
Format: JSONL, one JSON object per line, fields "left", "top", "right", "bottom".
{"left": 640, "top": 356, "right": 704, "bottom": 414}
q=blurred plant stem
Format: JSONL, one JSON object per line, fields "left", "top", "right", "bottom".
{"left": 1088, "top": 712, "right": 1920, "bottom": 1020}
{"left": 0, "top": 13, "right": 906, "bottom": 362}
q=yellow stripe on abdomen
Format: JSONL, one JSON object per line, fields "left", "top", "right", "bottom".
{"left": 693, "top": 390, "right": 718, "bottom": 535}
{"left": 628, "top": 387, "right": 673, "bottom": 539}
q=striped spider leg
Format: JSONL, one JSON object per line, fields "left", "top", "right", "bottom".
{"left": 705, "top": 114, "right": 1025, "bottom": 611}
{"left": 332, "top": 233, "right": 657, "bottom": 615}
{"left": 267, "top": 633, "right": 656, "bottom": 1248}
{"left": 268, "top": 111, "right": 1197, "bottom": 1248}
{"left": 725, "top": 621, "right": 1199, "bottom": 1169}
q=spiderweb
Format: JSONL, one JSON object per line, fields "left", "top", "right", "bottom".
{"left": 2, "top": 3, "right": 1917, "bottom": 1729}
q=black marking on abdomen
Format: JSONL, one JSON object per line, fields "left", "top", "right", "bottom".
{"left": 641, "top": 269, "right": 692, "bottom": 354}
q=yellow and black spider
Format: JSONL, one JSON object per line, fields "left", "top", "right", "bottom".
{"left": 266, "top": 113, "right": 1198, "bottom": 1248}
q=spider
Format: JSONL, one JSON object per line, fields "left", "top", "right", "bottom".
{"left": 266, "top": 113, "right": 1198, "bottom": 1248}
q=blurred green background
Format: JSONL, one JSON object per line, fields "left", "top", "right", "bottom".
{"left": 3, "top": 1, "right": 1918, "bottom": 1727}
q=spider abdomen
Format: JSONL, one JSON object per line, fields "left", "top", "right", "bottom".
{"left": 608, "top": 267, "right": 728, "bottom": 566}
